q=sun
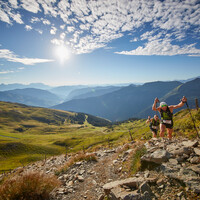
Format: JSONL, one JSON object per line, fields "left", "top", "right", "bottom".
{"left": 55, "top": 45, "right": 70, "bottom": 63}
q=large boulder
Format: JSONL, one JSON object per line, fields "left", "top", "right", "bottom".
{"left": 194, "top": 148, "right": 200, "bottom": 156}
{"left": 103, "top": 177, "right": 155, "bottom": 200}
{"left": 103, "top": 177, "right": 145, "bottom": 194}
{"left": 109, "top": 186, "right": 141, "bottom": 200}
{"left": 182, "top": 140, "right": 199, "bottom": 148}
{"left": 141, "top": 149, "right": 170, "bottom": 164}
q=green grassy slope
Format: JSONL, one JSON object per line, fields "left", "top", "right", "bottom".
{"left": 0, "top": 101, "right": 111, "bottom": 172}
{"left": 173, "top": 108, "right": 200, "bottom": 138}
{"left": 0, "top": 101, "right": 199, "bottom": 173}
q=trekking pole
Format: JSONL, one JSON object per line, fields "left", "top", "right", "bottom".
{"left": 155, "top": 101, "right": 157, "bottom": 115}
{"left": 185, "top": 101, "right": 200, "bottom": 138}
{"left": 155, "top": 98, "right": 159, "bottom": 116}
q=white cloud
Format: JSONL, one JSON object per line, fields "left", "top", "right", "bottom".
{"left": 8, "top": 0, "right": 18, "bottom": 8}
{"left": 30, "top": 17, "right": 40, "bottom": 23}
{"left": 0, "top": 70, "right": 14, "bottom": 74}
{"left": 25, "top": 25, "right": 32, "bottom": 31}
{"left": 67, "top": 26, "right": 75, "bottom": 33}
{"left": 60, "top": 24, "right": 66, "bottom": 30}
{"left": 42, "top": 19, "right": 51, "bottom": 25}
{"left": 60, "top": 33, "right": 66, "bottom": 40}
{"left": 50, "top": 26, "right": 57, "bottom": 35}
{"left": 73, "top": 35, "right": 106, "bottom": 54}
{"left": 21, "top": 0, "right": 40, "bottom": 13}
{"left": 0, "top": 0, "right": 199, "bottom": 56}
{"left": 79, "top": 23, "right": 90, "bottom": 31}
{"left": 51, "top": 39, "right": 64, "bottom": 46}
{"left": 130, "top": 38, "right": 138, "bottom": 42}
{"left": 104, "top": 46, "right": 114, "bottom": 50}
{"left": 0, "top": 1, "right": 22, "bottom": 24}
{"left": 0, "top": 49, "right": 54, "bottom": 65}
{"left": 11, "top": 13, "right": 23, "bottom": 24}
{"left": 115, "top": 39, "right": 200, "bottom": 56}
{"left": 57, "top": 0, "right": 70, "bottom": 12}
{"left": 152, "top": 1, "right": 200, "bottom": 31}
{"left": 36, "top": 29, "right": 43, "bottom": 34}
{"left": 37, "top": 0, "right": 58, "bottom": 17}
{"left": 0, "top": 8, "right": 11, "bottom": 24}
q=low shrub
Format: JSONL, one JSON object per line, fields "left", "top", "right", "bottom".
{"left": 0, "top": 171, "right": 61, "bottom": 200}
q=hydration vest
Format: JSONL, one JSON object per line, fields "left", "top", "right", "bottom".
{"left": 160, "top": 106, "right": 173, "bottom": 120}
{"left": 151, "top": 118, "right": 160, "bottom": 126}
{"left": 150, "top": 118, "right": 159, "bottom": 129}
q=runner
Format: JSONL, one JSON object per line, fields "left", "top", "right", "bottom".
{"left": 152, "top": 96, "right": 187, "bottom": 139}
{"left": 146, "top": 115, "right": 160, "bottom": 138}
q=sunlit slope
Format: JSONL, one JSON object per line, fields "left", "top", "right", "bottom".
{"left": 0, "top": 101, "right": 199, "bottom": 173}
{"left": 0, "top": 101, "right": 111, "bottom": 172}
{"left": 164, "top": 78, "right": 200, "bottom": 106}
{"left": 0, "top": 101, "right": 111, "bottom": 129}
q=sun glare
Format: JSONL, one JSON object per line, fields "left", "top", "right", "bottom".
{"left": 55, "top": 45, "right": 70, "bottom": 63}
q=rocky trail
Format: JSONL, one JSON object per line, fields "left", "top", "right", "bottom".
{"left": 55, "top": 149, "right": 121, "bottom": 200}
{"left": 1, "top": 138, "right": 200, "bottom": 200}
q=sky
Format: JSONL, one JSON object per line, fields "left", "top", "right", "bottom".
{"left": 0, "top": 0, "right": 200, "bottom": 86}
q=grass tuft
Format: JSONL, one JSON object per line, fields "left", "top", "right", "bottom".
{"left": 129, "top": 145, "right": 147, "bottom": 175}
{"left": 0, "top": 171, "right": 61, "bottom": 200}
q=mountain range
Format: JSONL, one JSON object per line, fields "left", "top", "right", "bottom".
{"left": 53, "top": 78, "right": 200, "bottom": 121}
{"left": 65, "top": 86, "right": 121, "bottom": 100}
{"left": 1, "top": 76, "right": 199, "bottom": 92}
{"left": 0, "top": 83, "right": 52, "bottom": 91}
{"left": 138, "top": 78, "right": 200, "bottom": 118}
{"left": 52, "top": 81, "right": 182, "bottom": 121}
{"left": 0, "top": 88, "right": 62, "bottom": 108}
{"left": 1, "top": 77, "right": 200, "bottom": 121}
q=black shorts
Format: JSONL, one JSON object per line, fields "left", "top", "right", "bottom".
{"left": 161, "top": 121, "right": 173, "bottom": 129}
{"left": 150, "top": 127, "right": 158, "bottom": 134}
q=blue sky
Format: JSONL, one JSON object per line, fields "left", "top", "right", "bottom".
{"left": 0, "top": 0, "right": 200, "bottom": 86}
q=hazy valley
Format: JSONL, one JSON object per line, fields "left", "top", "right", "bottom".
{"left": 1, "top": 77, "right": 200, "bottom": 122}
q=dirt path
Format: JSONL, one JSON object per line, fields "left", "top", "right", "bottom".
{"left": 53, "top": 149, "right": 122, "bottom": 200}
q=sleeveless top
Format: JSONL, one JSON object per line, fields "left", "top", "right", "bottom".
{"left": 160, "top": 106, "right": 173, "bottom": 124}
{"left": 150, "top": 118, "right": 160, "bottom": 129}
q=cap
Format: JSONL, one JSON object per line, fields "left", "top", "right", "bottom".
{"left": 160, "top": 102, "right": 167, "bottom": 107}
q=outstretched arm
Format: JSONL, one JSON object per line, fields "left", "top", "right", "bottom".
{"left": 146, "top": 116, "right": 151, "bottom": 124}
{"left": 169, "top": 96, "right": 187, "bottom": 110}
{"left": 152, "top": 97, "right": 160, "bottom": 111}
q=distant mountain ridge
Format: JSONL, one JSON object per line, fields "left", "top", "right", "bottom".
{"left": 49, "top": 85, "right": 88, "bottom": 99}
{"left": 1, "top": 77, "right": 200, "bottom": 122}
{"left": 1, "top": 76, "right": 198, "bottom": 92}
{"left": 137, "top": 78, "right": 200, "bottom": 118}
{"left": 0, "top": 83, "right": 52, "bottom": 91}
{"left": 178, "top": 76, "right": 200, "bottom": 83}
{"left": 66, "top": 86, "right": 122, "bottom": 100}
{"left": 0, "top": 88, "right": 61, "bottom": 107}
{"left": 53, "top": 80, "right": 183, "bottom": 121}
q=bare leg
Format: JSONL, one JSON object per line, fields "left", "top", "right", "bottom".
{"left": 167, "top": 128, "right": 173, "bottom": 140}
{"left": 160, "top": 124, "right": 166, "bottom": 138}
{"left": 152, "top": 131, "right": 157, "bottom": 138}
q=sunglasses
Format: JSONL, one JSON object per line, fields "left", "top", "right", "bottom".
{"left": 161, "top": 104, "right": 167, "bottom": 107}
